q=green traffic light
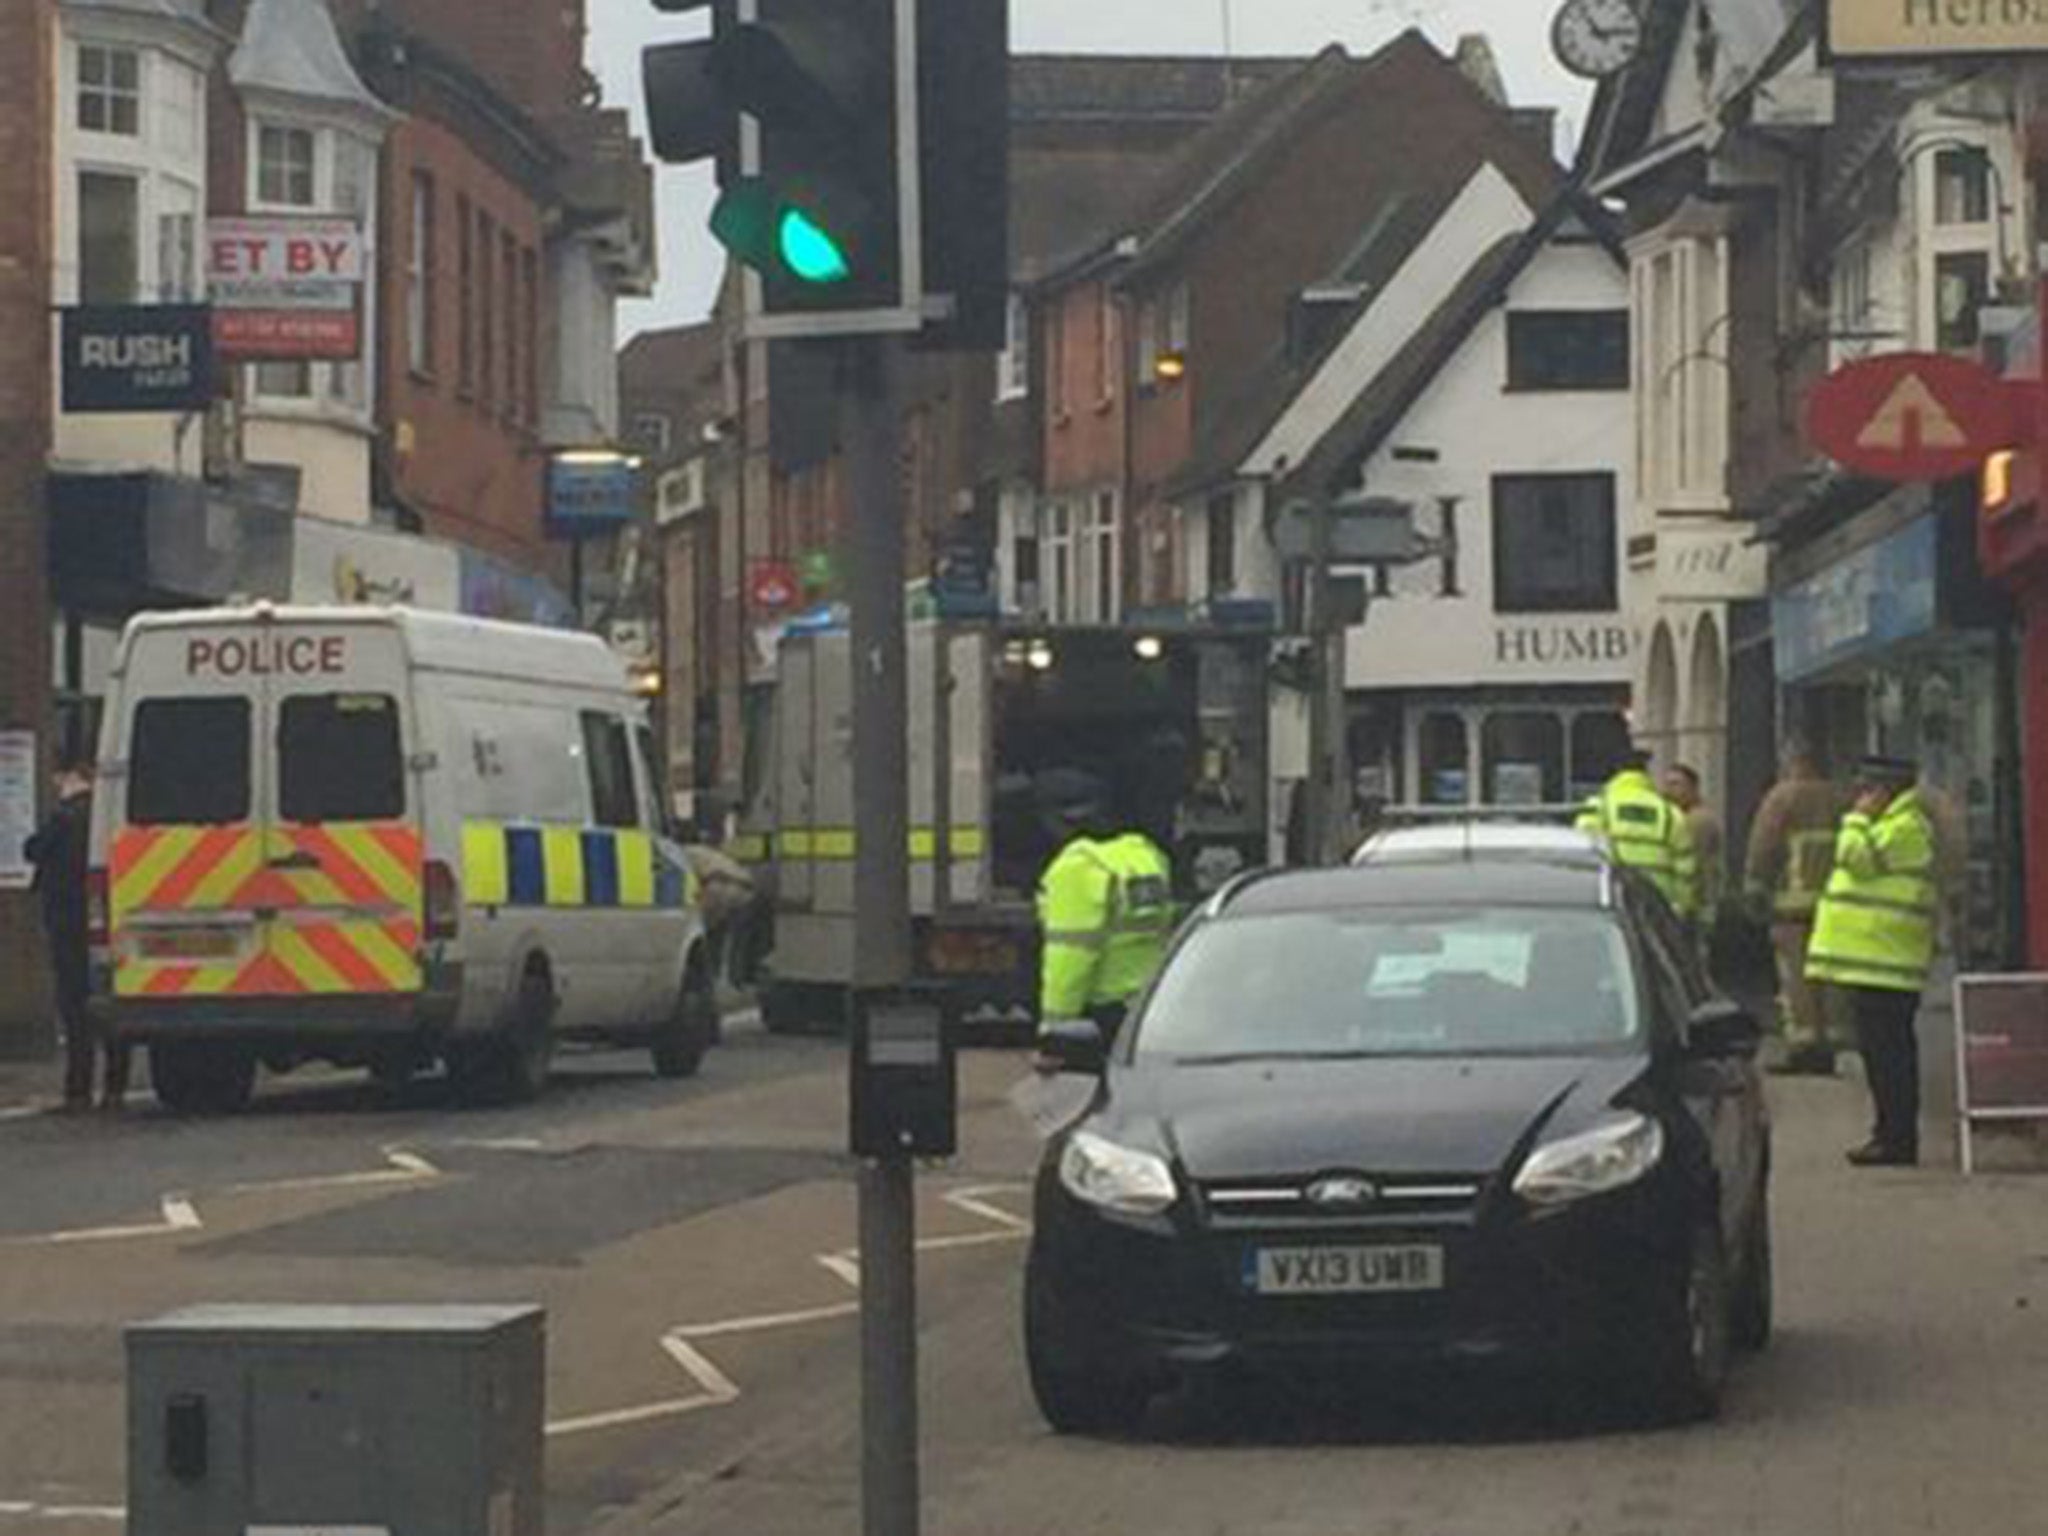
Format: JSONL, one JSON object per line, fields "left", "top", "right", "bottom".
{"left": 779, "top": 208, "right": 852, "bottom": 285}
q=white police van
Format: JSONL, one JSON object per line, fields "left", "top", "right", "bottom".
{"left": 88, "top": 604, "right": 712, "bottom": 1113}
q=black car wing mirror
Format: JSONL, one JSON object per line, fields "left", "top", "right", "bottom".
{"left": 1038, "top": 1019, "right": 1109, "bottom": 1075}
{"left": 1686, "top": 998, "right": 1763, "bottom": 1060}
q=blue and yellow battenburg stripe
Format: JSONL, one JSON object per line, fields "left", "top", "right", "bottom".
{"left": 462, "top": 823, "right": 693, "bottom": 910}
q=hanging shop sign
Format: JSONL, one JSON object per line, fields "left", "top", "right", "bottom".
{"left": 1826, "top": 0, "right": 2048, "bottom": 61}
{"left": 1808, "top": 352, "right": 2025, "bottom": 482}
{"left": 207, "top": 216, "right": 365, "bottom": 360}
{"left": 59, "top": 305, "right": 214, "bottom": 413}
{"left": 545, "top": 457, "right": 639, "bottom": 537}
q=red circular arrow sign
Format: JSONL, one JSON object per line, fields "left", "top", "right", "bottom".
{"left": 749, "top": 561, "right": 800, "bottom": 613}
{"left": 1807, "top": 351, "right": 2023, "bottom": 483}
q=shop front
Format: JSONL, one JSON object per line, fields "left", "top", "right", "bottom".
{"left": 1772, "top": 485, "right": 2021, "bottom": 969}
{"left": 1350, "top": 686, "right": 1635, "bottom": 823}
{"left": 1980, "top": 441, "right": 2048, "bottom": 966}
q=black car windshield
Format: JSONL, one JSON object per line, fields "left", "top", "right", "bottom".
{"left": 1133, "top": 906, "right": 1642, "bottom": 1061}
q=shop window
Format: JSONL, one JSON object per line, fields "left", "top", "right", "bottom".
{"left": 128, "top": 699, "right": 251, "bottom": 827}
{"left": 257, "top": 124, "right": 317, "bottom": 207}
{"left": 1506, "top": 311, "right": 1629, "bottom": 391}
{"left": 1483, "top": 712, "right": 1565, "bottom": 806}
{"left": 1935, "top": 252, "right": 1990, "bottom": 352}
{"left": 1934, "top": 148, "right": 1992, "bottom": 226}
{"left": 254, "top": 361, "right": 313, "bottom": 399}
{"left": 1492, "top": 474, "right": 1617, "bottom": 614}
{"left": 279, "top": 695, "right": 403, "bottom": 823}
{"left": 1570, "top": 711, "right": 1633, "bottom": 799}
{"left": 77, "top": 171, "right": 139, "bottom": 304}
{"left": 1419, "top": 712, "right": 1470, "bottom": 805}
{"left": 77, "top": 44, "right": 141, "bottom": 137}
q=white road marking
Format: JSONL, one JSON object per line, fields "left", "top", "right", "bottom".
{"left": 8, "top": 1146, "right": 443, "bottom": 1247}
{"left": 0, "top": 1105, "right": 43, "bottom": 1124}
{"left": 227, "top": 1145, "right": 440, "bottom": 1197}
{"left": 546, "top": 1180, "right": 1033, "bottom": 1439}
{"left": 0, "top": 1501, "right": 123, "bottom": 1522}
{"left": 32, "top": 1192, "right": 202, "bottom": 1247}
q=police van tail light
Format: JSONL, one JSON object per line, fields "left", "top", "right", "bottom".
{"left": 86, "top": 868, "right": 110, "bottom": 949}
{"left": 424, "top": 860, "right": 460, "bottom": 942}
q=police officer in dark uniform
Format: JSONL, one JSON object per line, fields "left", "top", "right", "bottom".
{"left": 25, "top": 754, "right": 127, "bottom": 1113}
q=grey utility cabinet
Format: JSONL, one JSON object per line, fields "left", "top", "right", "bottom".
{"left": 127, "top": 1304, "right": 545, "bottom": 1536}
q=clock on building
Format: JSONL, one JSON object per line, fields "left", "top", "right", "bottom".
{"left": 1552, "top": 0, "right": 1644, "bottom": 80}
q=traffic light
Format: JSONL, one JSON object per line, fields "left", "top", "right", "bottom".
{"left": 645, "top": 0, "right": 919, "bottom": 337}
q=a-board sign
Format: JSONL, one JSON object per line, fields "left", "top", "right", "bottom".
{"left": 1952, "top": 973, "right": 2048, "bottom": 1174}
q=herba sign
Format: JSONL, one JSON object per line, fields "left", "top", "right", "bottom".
{"left": 1828, "top": 0, "right": 2048, "bottom": 59}
{"left": 60, "top": 305, "right": 213, "bottom": 414}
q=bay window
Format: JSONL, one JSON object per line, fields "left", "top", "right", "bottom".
{"left": 77, "top": 45, "right": 141, "bottom": 137}
{"left": 78, "top": 171, "right": 140, "bottom": 304}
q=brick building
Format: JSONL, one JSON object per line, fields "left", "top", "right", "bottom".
{"left": 4, "top": 0, "right": 650, "bottom": 1058}
{"left": 0, "top": 0, "right": 59, "bottom": 1055}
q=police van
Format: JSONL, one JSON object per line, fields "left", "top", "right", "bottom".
{"left": 87, "top": 604, "right": 713, "bottom": 1113}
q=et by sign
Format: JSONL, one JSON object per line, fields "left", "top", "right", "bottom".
{"left": 207, "top": 216, "right": 365, "bottom": 361}
{"left": 60, "top": 304, "right": 213, "bottom": 413}
{"left": 1827, "top": 0, "right": 2048, "bottom": 60}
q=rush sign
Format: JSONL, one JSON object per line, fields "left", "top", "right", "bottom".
{"left": 185, "top": 634, "right": 347, "bottom": 678}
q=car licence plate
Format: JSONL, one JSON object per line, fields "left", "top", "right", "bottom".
{"left": 1246, "top": 1244, "right": 1445, "bottom": 1296}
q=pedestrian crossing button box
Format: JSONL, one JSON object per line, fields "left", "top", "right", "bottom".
{"left": 851, "top": 989, "right": 957, "bottom": 1157}
{"left": 126, "top": 1303, "right": 544, "bottom": 1536}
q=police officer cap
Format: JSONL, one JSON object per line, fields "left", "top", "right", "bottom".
{"left": 1037, "top": 768, "right": 1110, "bottom": 815}
{"left": 1856, "top": 754, "right": 1918, "bottom": 788}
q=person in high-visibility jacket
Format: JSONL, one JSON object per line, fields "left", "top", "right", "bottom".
{"left": 1744, "top": 746, "right": 1850, "bottom": 1075}
{"left": 1577, "top": 750, "right": 1700, "bottom": 920}
{"left": 1035, "top": 770, "right": 1175, "bottom": 1042}
{"left": 1806, "top": 756, "right": 1939, "bottom": 1168}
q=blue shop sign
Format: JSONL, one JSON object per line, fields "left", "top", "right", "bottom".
{"left": 545, "top": 457, "right": 637, "bottom": 536}
{"left": 1772, "top": 515, "right": 1939, "bottom": 683}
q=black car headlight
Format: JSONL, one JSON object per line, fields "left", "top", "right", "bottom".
{"left": 1512, "top": 1112, "right": 1665, "bottom": 1208}
{"left": 1058, "top": 1130, "right": 1178, "bottom": 1216}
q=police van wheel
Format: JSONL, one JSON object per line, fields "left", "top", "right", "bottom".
{"left": 455, "top": 971, "right": 556, "bottom": 1106}
{"left": 150, "top": 1042, "right": 256, "bottom": 1116}
{"left": 653, "top": 967, "right": 716, "bottom": 1079}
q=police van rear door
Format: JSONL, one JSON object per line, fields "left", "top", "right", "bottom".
{"left": 107, "top": 621, "right": 262, "bottom": 1000}
{"left": 253, "top": 619, "right": 426, "bottom": 999}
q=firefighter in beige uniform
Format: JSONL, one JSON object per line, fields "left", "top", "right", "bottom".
{"left": 1745, "top": 748, "right": 1849, "bottom": 1075}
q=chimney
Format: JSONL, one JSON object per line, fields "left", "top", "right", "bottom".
{"left": 1453, "top": 34, "right": 1508, "bottom": 106}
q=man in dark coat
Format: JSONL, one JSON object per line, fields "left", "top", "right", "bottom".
{"left": 25, "top": 754, "right": 126, "bottom": 1112}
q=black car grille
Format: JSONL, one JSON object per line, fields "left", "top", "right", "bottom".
{"left": 1197, "top": 1175, "right": 1486, "bottom": 1230}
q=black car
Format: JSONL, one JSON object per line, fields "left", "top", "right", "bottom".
{"left": 1024, "top": 851, "right": 1771, "bottom": 1434}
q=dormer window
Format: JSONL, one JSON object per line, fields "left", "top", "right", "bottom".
{"left": 257, "top": 124, "right": 317, "bottom": 207}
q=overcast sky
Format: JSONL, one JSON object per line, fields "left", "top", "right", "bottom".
{"left": 591, "top": 0, "right": 1593, "bottom": 339}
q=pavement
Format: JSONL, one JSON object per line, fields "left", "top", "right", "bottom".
{"left": 2, "top": 992, "right": 2047, "bottom": 1534}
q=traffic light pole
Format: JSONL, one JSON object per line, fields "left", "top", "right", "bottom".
{"left": 843, "top": 333, "right": 920, "bottom": 1536}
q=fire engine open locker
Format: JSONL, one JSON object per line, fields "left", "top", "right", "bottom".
{"left": 744, "top": 623, "right": 1272, "bottom": 1033}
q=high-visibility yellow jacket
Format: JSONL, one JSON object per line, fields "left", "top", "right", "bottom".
{"left": 1037, "top": 832, "right": 1175, "bottom": 1019}
{"left": 1806, "top": 790, "right": 1938, "bottom": 994}
{"left": 1576, "top": 769, "right": 1700, "bottom": 918}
